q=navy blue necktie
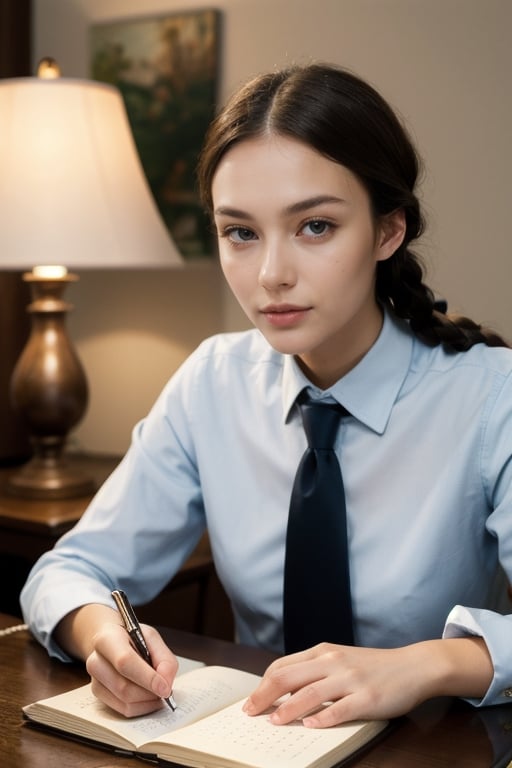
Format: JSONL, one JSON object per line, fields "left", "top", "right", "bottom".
{"left": 283, "top": 397, "right": 354, "bottom": 654}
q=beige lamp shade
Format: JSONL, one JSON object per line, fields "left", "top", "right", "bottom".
{"left": 0, "top": 76, "right": 183, "bottom": 269}
{"left": 0, "top": 68, "right": 184, "bottom": 499}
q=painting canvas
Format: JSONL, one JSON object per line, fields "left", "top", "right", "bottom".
{"left": 90, "top": 10, "right": 220, "bottom": 258}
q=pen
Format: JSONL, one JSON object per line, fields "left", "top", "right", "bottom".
{"left": 111, "top": 589, "right": 177, "bottom": 711}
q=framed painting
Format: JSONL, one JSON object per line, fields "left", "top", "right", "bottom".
{"left": 90, "top": 9, "right": 221, "bottom": 259}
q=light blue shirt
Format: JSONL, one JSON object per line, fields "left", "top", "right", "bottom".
{"left": 21, "top": 310, "right": 512, "bottom": 706}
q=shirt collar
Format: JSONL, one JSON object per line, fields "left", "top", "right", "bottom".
{"left": 281, "top": 309, "right": 414, "bottom": 434}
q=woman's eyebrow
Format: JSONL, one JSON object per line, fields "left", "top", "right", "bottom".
{"left": 214, "top": 206, "right": 253, "bottom": 219}
{"left": 214, "top": 195, "right": 347, "bottom": 220}
{"left": 284, "top": 195, "right": 348, "bottom": 215}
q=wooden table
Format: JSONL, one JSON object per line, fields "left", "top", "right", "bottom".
{"left": 2, "top": 612, "right": 512, "bottom": 768}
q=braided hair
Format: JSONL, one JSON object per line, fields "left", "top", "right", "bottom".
{"left": 197, "top": 63, "right": 507, "bottom": 351}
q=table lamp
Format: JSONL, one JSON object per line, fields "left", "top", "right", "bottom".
{"left": 0, "top": 59, "right": 183, "bottom": 499}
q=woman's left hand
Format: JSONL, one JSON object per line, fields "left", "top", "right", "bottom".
{"left": 242, "top": 638, "right": 492, "bottom": 728}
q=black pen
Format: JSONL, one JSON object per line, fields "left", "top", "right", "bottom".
{"left": 111, "top": 589, "right": 177, "bottom": 711}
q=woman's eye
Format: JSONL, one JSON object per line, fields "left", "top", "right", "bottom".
{"left": 225, "top": 226, "right": 257, "bottom": 243}
{"left": 301, "top": 220, "right": 332, "bottom": 237}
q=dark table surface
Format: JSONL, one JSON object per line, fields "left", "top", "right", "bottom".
{"left": 2, "top": 612, "right": 512, "bottom": 768}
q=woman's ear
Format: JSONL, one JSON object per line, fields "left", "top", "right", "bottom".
{"left": 375, "top": 208, "right": 407, "bottom": 262}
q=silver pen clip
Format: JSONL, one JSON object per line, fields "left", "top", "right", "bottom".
{"left": 112, "top": 589, "right": 138, "bottom": 632}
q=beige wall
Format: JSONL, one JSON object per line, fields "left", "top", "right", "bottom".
{"left": 33, "top": 0, "right": 512, "bottom": 453}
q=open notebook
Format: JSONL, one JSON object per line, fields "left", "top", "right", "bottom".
{"left": 23, "top": 659, "right": 388, "bottom": 768}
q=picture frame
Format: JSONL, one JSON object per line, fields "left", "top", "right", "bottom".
{"left": 90, "top": 9, "right": 221, "bottom": 259}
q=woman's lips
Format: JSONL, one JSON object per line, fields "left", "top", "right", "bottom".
{"left": 261, "top": 305, "right": 311, "bottom": 328}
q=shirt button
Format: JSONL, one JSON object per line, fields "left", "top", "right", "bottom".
{"left": 503, "top": 688, "right": 512, "bottom": 698}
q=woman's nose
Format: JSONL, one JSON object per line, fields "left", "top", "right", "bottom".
{"left": 258, "top": 241, "right": 296, "bottom": 290}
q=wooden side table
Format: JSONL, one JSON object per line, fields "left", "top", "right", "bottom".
{"left": 0, "top": 454, "right": 233, "bottom": 639}
{"left": 0, "top": 454, "right": 119, "bottom": 562}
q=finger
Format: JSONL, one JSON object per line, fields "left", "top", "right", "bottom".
{"left": 86, "top": 648, "right": 160, "bottom": 705}
{"left": 259, "top": 643, "right": 340, "bottom": 684}
{"left": 268, "top": 678, "right": 336, "bottom": 725}
{"left": 245, "top": 644, "right": 353, "bottom": 718}
{"left": 303, "top": 691, "right": 372, "bottom": 729}
{"left": 267, "top": 668, "right": 377, "bottom": 726}
{"left": 90, "top": 674, "right": 164, "bottom": 718}
{"left": 142, "top": 624, "right": 179, "bottom": 694}
{"left": 244, "top": 651, "right": 329, "bottom": 715}
{"left": 92, "top": 623, "right": 168, "bottom": 697}
{"left": 262, "top": 645, "right": 325, "bottom": 676}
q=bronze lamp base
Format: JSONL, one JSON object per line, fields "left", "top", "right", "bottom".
{"left": 7, "top": 269, "right": 95, "bottom": 500}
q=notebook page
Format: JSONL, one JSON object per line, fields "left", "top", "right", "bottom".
{"left": 25, "top": 665, "right": 260, "bottom": 751}
{"left": 155, "top": 699, "right": 384, "bottom": 768}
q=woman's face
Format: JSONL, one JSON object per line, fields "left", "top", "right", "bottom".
{"left": 212, "top": 134, "right": 405, "bottom": 388}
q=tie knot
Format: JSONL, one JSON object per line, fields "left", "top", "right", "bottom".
{"left": 299, "top": 401, "right": 345, "bottom": 450}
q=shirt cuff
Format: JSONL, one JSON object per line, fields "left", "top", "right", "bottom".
{"left": 444, "top": 604, "right": 512, "bottom": 706}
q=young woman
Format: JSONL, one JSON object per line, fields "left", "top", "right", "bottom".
{"left": 21, "top": 63, "right": 512, "bottom": 728}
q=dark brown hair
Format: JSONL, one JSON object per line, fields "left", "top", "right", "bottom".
{"left": 198, "top": 63, "right": 507, "bottom": 350}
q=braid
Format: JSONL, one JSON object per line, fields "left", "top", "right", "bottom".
{"left": 377, "top": 248, "right": 509, "bottom": 351}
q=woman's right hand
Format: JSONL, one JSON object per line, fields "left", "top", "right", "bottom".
{"left": 55, "top": 603, "right": 178, "bottom": 717}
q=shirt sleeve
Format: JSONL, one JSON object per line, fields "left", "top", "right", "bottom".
{"left": 20, "top": 352, "right": 207, "bottom": 661}
{"left": 443, "top": 366, "right": 512, "bottom": 706}
{"left": 443, "top": 605, "right": 512, "bottom": 705}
